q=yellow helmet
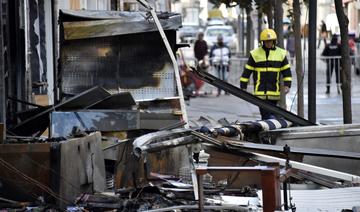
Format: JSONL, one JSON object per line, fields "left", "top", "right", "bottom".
{"left": 260, "top": 28, "right": 277, "bottom": 41}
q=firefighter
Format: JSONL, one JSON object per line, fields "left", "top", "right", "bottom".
{"left": 240, "top": 28, "right": 292, "bottom": 120}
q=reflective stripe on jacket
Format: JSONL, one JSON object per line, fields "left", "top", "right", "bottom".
{"left": 240, "top": 46, "right": 292, "bottom": 100}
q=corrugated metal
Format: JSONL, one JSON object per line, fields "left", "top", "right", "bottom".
{"left": 258, "top": 187, "right": 360, "bottom": 211}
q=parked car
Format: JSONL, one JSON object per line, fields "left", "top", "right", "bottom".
{"left": 206, "top": 18, "right": 225, "bottom": 26}
{"left": 204, "top": 25, "right": 238, "bottom": 53}
{"left": 178, "top": 25, "right": 200, "bottom": 43}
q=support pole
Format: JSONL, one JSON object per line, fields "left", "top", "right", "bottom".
{"left": 283, "top": 181, "right": 289, "bottom": 210}
{"left": 0, "top": 0, "right": 6, "bottom": 142}
{"left": 308, "top": 0, "right": 317, "bottom": 123}
{"left": 197, "top": 172, "right": 204, "bottom": 212}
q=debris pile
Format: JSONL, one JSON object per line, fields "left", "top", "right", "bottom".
{"left": 1, "top": 3, "right": 360, "bottom": 212}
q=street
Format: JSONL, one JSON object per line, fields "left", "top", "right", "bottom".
{"left": 183, "top": 44, "right": 360, "bottom": 125}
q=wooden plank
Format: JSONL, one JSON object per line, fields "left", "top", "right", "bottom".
{"left": 261, "top": 167, "right": 281, "bottom": 211}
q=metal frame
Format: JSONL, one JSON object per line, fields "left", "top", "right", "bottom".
{"left": 225, "top": 140, "right": 360, "bottom": 160}
{"left": 308, "top": 0, "right": 317, "bottom": 123}
{"left": 252, "top": 152, "right": 360, "bottom": 184}
{"left": 0, "top": 0, "right": 11, "bottom": 142}
{"left": 136, "top": 0, "right": 189, "bottom": 128}
{"left": 0, "top": 0, "right": 5, "bottom": 142}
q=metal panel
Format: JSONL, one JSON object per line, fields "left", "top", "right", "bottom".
{"left": 60, "top": 32, "right": 177, "bottom": 101}
{"left": 262, "top": 124, "right": 360, "bottom": 176}
{"left": 0, "top": 143, "right": 52, "bottom": 201}
{"left": 59, "top": 132, "right": 105, "bottom": 208}
{"left": 11, "top": 86, "right": 111, "bottom": 136}
{"left": 89, "top": 92, "right": 136, "bottom": 109}
{"left": 221, "top": 139, "right": 360, "bottom": 160}
{"left": 139, "top": 112, "right": 182, "bottom": 130}
{"left": 252, "top": 152, "right": 360, "bottom": 183}
{"left": 50, "top": 110, "right": 140, "bottom": 138}
{"left": 60, "top": 86, "right": 111, "bottom": 109}
{"left": 0, "top": 133, "right": 105, "bottom": 209}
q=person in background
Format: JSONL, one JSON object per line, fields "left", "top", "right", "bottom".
{"left": 240, "top": 28, "right": 292, "bottom": 120}
{"left": 193, "top": 32, "right": 209, "bottom": 96}
{"left": 348, "top": 32, "right": 356, "bottom": 72}
{"left": 317, "top": 20, "right": 328, "bottom": 49}
{"left": 210, "top": 34, "right": 231, "bottom": 96}
{"left": 194, "top": 32, "right": 208, "bottom": 63}
{"left": 286, "top": 29, "right": 295, "bottom": 61}
{"left": 321, "top": 34, "right": 341, "bottom": 94}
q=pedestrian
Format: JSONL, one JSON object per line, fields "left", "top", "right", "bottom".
{"left": 240, "top": 28, "right": 292, "bottom": 120}
{"left": 210, "top": 34, "right": 231, "bottom": 96}
{"left": 321, "top": 34, "right": 341, "bottom": 94}
{"left": 286, "top": 29, "right": 295, "bottom": 60}
{"left": 349, "top": 32, "right": 356, "bottom": 72}
{"left": 193, "top": 32, "right": 209, "bottom": 96}
{"left": 317, "top": 20, "right": 328, "bottom": 48}
{"left": 194, "top": 32, "right": 208, "bottom": 63}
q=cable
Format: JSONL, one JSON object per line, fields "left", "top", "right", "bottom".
{"left": 0, "top": 157, "right": 71, "bottom": 205}
{"left": 22, "top": 154, "right": 81, "bottom": 193}
{"left": 0, "top": 157, "right": 67, "bottom": 203}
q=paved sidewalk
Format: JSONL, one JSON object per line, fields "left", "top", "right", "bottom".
{"left": 186, "top": 54, "right": 360, "bottom": 125}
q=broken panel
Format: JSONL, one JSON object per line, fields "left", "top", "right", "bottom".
{"left": 0, "top": 133, "right": 105, "bottom": 209}
{"left": 10, "top": 86, "right": 111, "bottom": 136}
{"left": 89, "top": 92, "right": 136, "bottom": 109}
{"left": 50, "top": 110, "right": 140, "bottom": 138}
{"left": 140, "top": 112, "right": 182, "bottom": 130}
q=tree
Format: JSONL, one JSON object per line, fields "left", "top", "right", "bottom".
{"left": 245, "top": 6, "right": 253, "bottom": 56}
{"left": 334, "top": 0, "right": 352, "bottom": 123}
{"left": 274, "top": 0, "right": 286, "bottom": 108}
{"left": 274, "top": 0, "right": 284, "bottom": 48}
{"left": 236, "top": 0, "right": 254, "bottom": 56}
{"left": 292, "top": 0, "right": 304, "bottom": 118}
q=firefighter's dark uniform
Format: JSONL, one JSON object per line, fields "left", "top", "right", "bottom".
{"left": 240, "top": 46, "right": 292, "bottom": 119}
